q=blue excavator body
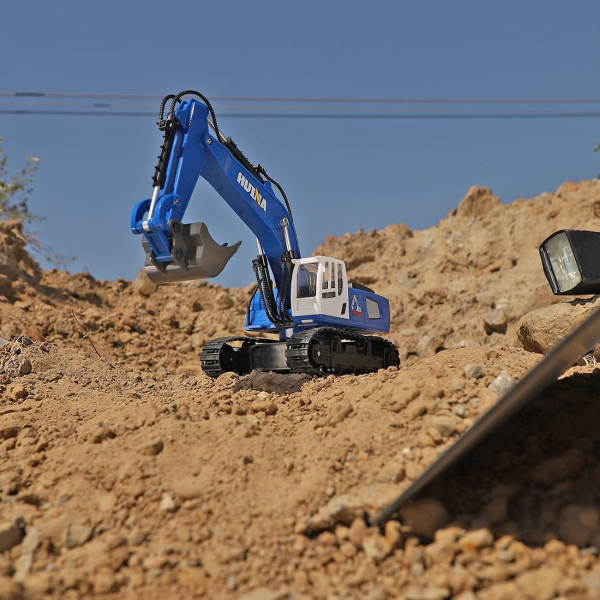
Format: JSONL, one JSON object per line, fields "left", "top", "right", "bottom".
{"left": 131, "top": 91, "right": 398, "bottom": 376}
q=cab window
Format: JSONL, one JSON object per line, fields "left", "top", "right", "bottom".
{"left": 366, "top": 297, "right": 381, "bottom": 319}
{"left": 297, "top": 263, "right": 318, "bottom": 298}
{"left": 322, "top": 261, "right": 329, "bottom": 289}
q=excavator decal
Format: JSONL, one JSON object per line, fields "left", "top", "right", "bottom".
{"left": 237, "top": 172, "right": 267, "bottom": 212}
{"left": 351, "top": 295, "right": 362, "bottom": 316}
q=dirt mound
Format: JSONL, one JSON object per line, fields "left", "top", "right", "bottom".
{"left": 1, "top": 179, "right": 600, "bottom": 598}
{"left": 0, "top": 179, "right": 598, "bottom": 375}
{"left": 317, "top": 179, "right": 600, "bottom": 364}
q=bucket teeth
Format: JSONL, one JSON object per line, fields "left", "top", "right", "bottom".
{"left": 142, "top": 221, "right": 241, "bottom": 284}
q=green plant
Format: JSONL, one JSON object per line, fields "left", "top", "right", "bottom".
{"left": 0, "top": 136, "right": 72, "bottom": 267}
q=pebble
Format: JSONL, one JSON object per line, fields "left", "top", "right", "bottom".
{"left": 133, "top": 269, "right": 157, "bottom": 296}
{"left": 0, "top": 519, "right": 25, "bottom": 553}
{"left": 400, "top": 499, "right": 449, "bottom": 538}
{"left": 464, "top": 364, "right": 485, "bottom": 379}
{"left": 140, "top": 439, "right": 164, "bottom": 456}
{"left": 457, "top": 528, "right": 494, "bottom": 551}
{"left": 129, "top": 529, "right": 148, "bottom": 546}
{"left": 483, "top": 310, "right": 508, "bottom": 335}
{"left": 251, "top": 399, "right": 277, "bottom": 415}
{"left": 7, "top": 383, "right": 27, "bottom": 402}
{"left": 514, "top": 567, "right": 561, "bottom": 600}
{"left": 362, "top": 533, "right": 393, "bottom": 562}
{"left": 91, "top": 426, "right": 116, "bottom": 444}
{"left": 488, "top": 371, "right": 515, "bottom": 396}
{"left": 63, "top": 521, "right": 93, "bottom": 549}
{"left": 330, "top": 403, "right": 354, "bottom": 425}
{"left": 349, "top": 517, "right": 368, "bottom": 548}
{"left": 558, "top": 504, "right": 598, "bottom": 546}
{"left": 4, "top": 356, "right": 32, "bottom": 378}
{"left": 385, "top": 520, "right": 402, "bottom": 548}
{"left": 160, "top": 493, "right": 177, "bottom": 513}
{"left": 301, "top": 495, "right": 366, "bottom": 534}
{"left": 429, "top": 414, "right": 459, "bottom": 438}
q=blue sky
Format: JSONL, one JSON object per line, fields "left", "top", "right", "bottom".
{"left": 1, "top": 0, "right": 599, "bottom": 286}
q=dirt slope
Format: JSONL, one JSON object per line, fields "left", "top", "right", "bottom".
{"left": 1, "top": 180, "right": 600, "bottom": 599}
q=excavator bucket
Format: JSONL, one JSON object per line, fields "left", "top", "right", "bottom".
{"left": 142, "top": 221, "right": 241, "bottom": 284}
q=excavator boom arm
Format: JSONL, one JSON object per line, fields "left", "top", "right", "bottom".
{"left": 131, "top": 98, "right": 301, "bottom": 288}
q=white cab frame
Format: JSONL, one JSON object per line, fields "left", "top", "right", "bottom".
{"left": 290, "top": 256, "right": 349, "bottom": 321}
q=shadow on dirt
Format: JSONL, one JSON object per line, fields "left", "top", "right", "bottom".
{"left": 233, "top": 370, "right": 312, "bottom": 394}
{"left": 420, "top": 370, "right": 600, "bottom": 547}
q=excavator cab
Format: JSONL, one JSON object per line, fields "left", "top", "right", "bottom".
{"left": 292, "top": 257, "right": 349, "bottom": 322}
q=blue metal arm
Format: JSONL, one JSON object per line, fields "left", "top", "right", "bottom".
{"left": 131, "top": 99, "right": 301, "bottom": 289}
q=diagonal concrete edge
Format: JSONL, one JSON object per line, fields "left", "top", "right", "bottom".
{"left": 373, "top": 307, "right": 600, "bottom": 527}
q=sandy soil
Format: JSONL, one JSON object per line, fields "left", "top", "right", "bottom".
{"left": 1, "top": 180, "right": 600, "bottom": 599}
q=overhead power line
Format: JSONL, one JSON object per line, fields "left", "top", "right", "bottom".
{"left": 1, "top": 90, "right": 600, "bottom": 105}
{"left": 2, "top": 91, "right": 600, "bottom": 120}
{"left": 2, "top": 109, "right": 600, "bottom": 120}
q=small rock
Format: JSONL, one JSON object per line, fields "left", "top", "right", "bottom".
{"left": 93, "top": 571, "right": 119, "bottom": 594}
{"left": 349, "top": 517, "right": 368, "bottom": 548}
{"left": 400, "top": 499, "right": 449, "bottom": 538}
{"left": 488, "top": 371, "right": 515, "bottom": 396}
{"left": 301, "top": 496, "right": 366, "bottom": 534}
{"left": 91, "top": 426, "right": 116, "bottom": 444}
{"left": 362, "top": 533, "right": 393, "bottom": 562}
{"left": 0, "top": 423, "right": 20, "bottom": 440}
{"left": 227, "top": 575, "right": 238, "bottom": 591}
{"left": 558, "top": 504, "right": 599, "bottom": 546}
{"left": 429, "top": 415, "right": 459, "bottom": 438}
{"left": 483, "top": 310, "right": 508, "bottom": 335}
{"left": 251, "top": 399, "right": 277, "bottom": 415}
{"left": 316, "top": 531, "right": 337, "bottom": 547}
{"left": 458, "top": 528, "right": 494, "bottom": 551}
{"left": 7, "top": 384, "right": 27, "bottom": 402}
{"left": 515, "top": 567, "right": 561, "bottom": 600}
{"left": 63, "top": 522, "right": 93, "bottom": 549}
{"left": 0, "top": 519, "right": 25, "bottom": 553}
{"left": 330, "top": 403, "right": 354, "bottom": 425}
{"left": 133, "top": 269, "right": 157, "bottom": 296}
{"left": 464, "top": 364, "right": 485, "bottom": 379}
{"left": 13, "top": 527, "right": 40, "bottom": 582}
{"left": 384, "top": 520, "right": 402, "bottom": 548}
{"left": 160, "top": 493, "right": 177, "bottom": 513}
{"left": 139, "top": 439, "right": 164, "bottom": 456}
{"left": 129, "top": 529, "right": 148, "bottom": 546}
{"left": 4, "top": 357, "right": 32, "bottom": 379}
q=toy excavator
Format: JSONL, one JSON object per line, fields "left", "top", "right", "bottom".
{"left": 131, "top": 90, "right": 400, "bottom": 377}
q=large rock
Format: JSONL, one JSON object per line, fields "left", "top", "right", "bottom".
{"left": 517, "top": 298, "right": 600, "bottom": 355}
